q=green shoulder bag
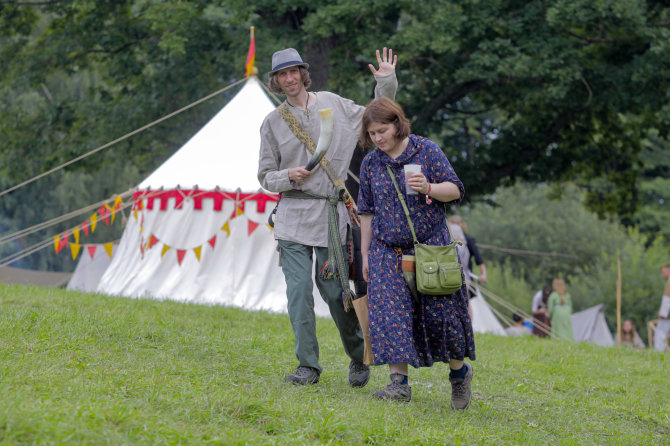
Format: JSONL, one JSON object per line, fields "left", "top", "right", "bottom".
{"left": 387, "top": 165, "right": 463, "bottom": 296}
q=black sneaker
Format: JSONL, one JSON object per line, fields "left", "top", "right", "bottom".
{"left": 284, "top": 366, "right": 320, "bottom": 385}
{"left": 449, "top": 362, "right": 473, "bottom": 410}
{"left": 372, "top": 374, "right": 411, "bottom": 402}
{"left": 348, "top": 360, "right": 370, "bottom": 387}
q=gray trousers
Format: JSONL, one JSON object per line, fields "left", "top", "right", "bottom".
{"left": 654, "top": 318, "right": 670, "bottom": 352}
{"left": 278, "top": 239, "right": 364, "bottom": 372}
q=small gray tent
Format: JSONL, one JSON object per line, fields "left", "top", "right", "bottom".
{"left": 571, "top": 304, "right": 614, "bottom": 347}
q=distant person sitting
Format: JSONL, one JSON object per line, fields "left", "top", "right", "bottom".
{"left": 505, "top": 312, "right": 532, "bottom": 337}
{"left": 619, "top": 319, "right": 645, "bottom": 349}
{"left": 448, "top": 215, "right": 486, "bottom": 283}
{"left": 531, "top": 285, "right": 552, "bottom": 338}
{"left": 548, "top": 277, "right": 574, "bottom": 341}
{"left": 653, "top": 264, "right": 670, "bottom": 352}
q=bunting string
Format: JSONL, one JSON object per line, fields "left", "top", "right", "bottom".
{"left": 0, "top": 197, "right": 131, "bottom": 268}
{"left": 1, "top": 188, "right": 276, "bottom": 268}
{"left": 0, "top": 189, "right": 134, "bottom": 247}
{"left": 142, "top": 212, "right": 267, "bottom": 266}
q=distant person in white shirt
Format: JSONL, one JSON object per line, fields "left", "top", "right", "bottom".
{"left": 653, "top": 264, "right": 670, "bottom": 352}
{"left": 505, "top": 312, "right": 532, "bottom": 337}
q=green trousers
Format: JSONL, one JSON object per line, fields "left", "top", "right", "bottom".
{"left": 278, "top": 240, "right": 364, "bottom": 372}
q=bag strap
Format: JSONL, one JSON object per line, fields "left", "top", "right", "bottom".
{"left": 277, "top": 103, "right": 356, "bottom": 311}
{"left": 278, "top": 102, "right": 359, "bottom": 226}
{"left": 386, "top": 165, "right": 419, "bottom": 244}
{"left": 386, "top": 165, "right": 456, "bottom": 245}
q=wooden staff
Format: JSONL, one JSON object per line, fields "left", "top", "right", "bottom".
{"left": 616, "top": 257, "right": 622, "bottom": 346}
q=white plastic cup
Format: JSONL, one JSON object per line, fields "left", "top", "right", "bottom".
{"left": 403, "top": 164, "right": 421, "bottom": 195}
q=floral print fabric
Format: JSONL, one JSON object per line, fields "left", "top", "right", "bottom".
{"left": 358, "top": 134, "right": 476, "bottom": 367}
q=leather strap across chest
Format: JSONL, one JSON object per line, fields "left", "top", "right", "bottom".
{"left": 277, "top": 102, "right": 359, "bottom": 226}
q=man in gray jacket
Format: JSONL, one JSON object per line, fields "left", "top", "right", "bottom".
{"left": 258, "top": 47, "right": 397, "bottom": 386}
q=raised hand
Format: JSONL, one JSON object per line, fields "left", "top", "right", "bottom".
{"left": 369, "top": 47, "right": 397, "bottom": 77}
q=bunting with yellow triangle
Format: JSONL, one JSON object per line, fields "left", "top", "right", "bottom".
{"left": 140, "top": 211, "right": 266, "bottom": 266}
{"left": 53, "top": 195, "right": 124, "bottom": 259}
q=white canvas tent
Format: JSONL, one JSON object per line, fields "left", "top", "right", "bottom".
{"left": 67, "top": 244, "right": 115, "bottom": 293}
{"left": 571, "top": 304, "right": 614, "bottom": 347}
{"left": 469, "top": 284, "right": 507, "bottom": 336}
{"left": 97, "top": 76, "right": 330, "bottom": 316}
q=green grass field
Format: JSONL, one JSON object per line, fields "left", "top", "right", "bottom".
{"left": 1, "top": 284, "right": 669, "bottom": 445}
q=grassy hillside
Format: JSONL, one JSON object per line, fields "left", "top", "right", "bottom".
{"left": 1, "top": 284, "right": 669, "bottom": 445}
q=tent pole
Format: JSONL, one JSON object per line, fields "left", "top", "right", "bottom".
{"left": 616, "top": 256, "right": 622, "bottom": 346}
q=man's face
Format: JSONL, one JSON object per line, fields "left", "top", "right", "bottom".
{"left": 663, "top": 267, "right": 670, "bottom": 280}
{"left": 276, "top": 66, "right": 304, "bottom": 97}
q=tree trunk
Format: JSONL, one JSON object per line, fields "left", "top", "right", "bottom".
{"left": 303, "top": 39, "right": 334, "bottom": 91}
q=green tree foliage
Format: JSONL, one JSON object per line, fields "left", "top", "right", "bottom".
{"left": 1, "top": 1, "right": 670, "bottom": 271}
{"left": 462, "top": 182, "right": 669, "bottom": 342}
{"left": 568, "top": 228, "right": 668, "bottom": 344}
{"left": 4, "top": 1, "right": 670, "bottom": 212}
{"left": 461, "top": 182, "right": 630, "bottom": 287}
{"left": 624, "top": 131, "right": 670, "bottom": 242}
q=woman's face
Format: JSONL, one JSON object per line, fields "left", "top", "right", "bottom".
{"left": 622, "top": 320, "right": 633, "bottom": 333}
{"left": 367, "top": 121, "right": 402, "bottom": 157}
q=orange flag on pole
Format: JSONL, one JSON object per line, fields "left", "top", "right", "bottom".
{"left": 245, "top": 26, "right": 256, "bottom": 77}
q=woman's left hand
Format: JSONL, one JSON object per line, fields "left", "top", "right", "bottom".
{"left": 407, "top": 173, "right": 429, "bottom": 195}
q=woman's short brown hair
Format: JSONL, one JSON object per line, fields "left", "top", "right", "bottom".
{"left": 359, "top": 97, "right": 411, "bottom": 148}
{"left": 267, "top": 66, "right": 312, "bottom": 94}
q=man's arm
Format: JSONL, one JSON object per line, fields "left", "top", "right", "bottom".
{"left": 370, "top": 47, "right": 398, "bottom": 101}
{"left": 257, "top": 118, "right": 293, "bottom": 192}
{"left": 465, "top": 233, "right": 487, "bottom": 282}
{"left": 341, "top": 48, "right": 398, "bottom": 132}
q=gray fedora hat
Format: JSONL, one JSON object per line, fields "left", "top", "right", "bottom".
{"left": 268, "top": 48, "right": 309, "bottom": 75}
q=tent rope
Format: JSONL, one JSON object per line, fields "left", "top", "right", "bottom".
{"left": 0, "top": 77, "right": 247, "bottom": 199}
{"left": 474, "top": 283, "right": 557, "bottom": 339}
{"left": 258, "top": 80, "right": 283, "bottom": 105}
{"left": 478, "top": 243, "right": 578, "bottom": 260}
{"left": 0, "top": 188, "right": 276, "bottom": 266}
{"left": 0, "top": 200, "right": 134, "bottom": 268}
{"left": 0, "top": 189, "right": 135, "bottom": 247}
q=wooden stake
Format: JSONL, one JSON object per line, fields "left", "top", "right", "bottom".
{"left": 616, "top": 257, "right": 622, "bottom": 346}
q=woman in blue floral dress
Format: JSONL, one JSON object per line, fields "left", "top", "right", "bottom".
{"left": 358, "top": 98, "right": 475, "bottom": 409}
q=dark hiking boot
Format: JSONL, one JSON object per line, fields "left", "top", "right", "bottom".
{"left": 372, "top": 373, "right": 411, "bottom": 402}
{"left": 449, "top": 362, "right": 473, "bottom": 410}
{"left": 348, "top": 360, "right": 370, "bottom": 387}
{"left": 284, "top": 366, "right": 320, "bottom": 385}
